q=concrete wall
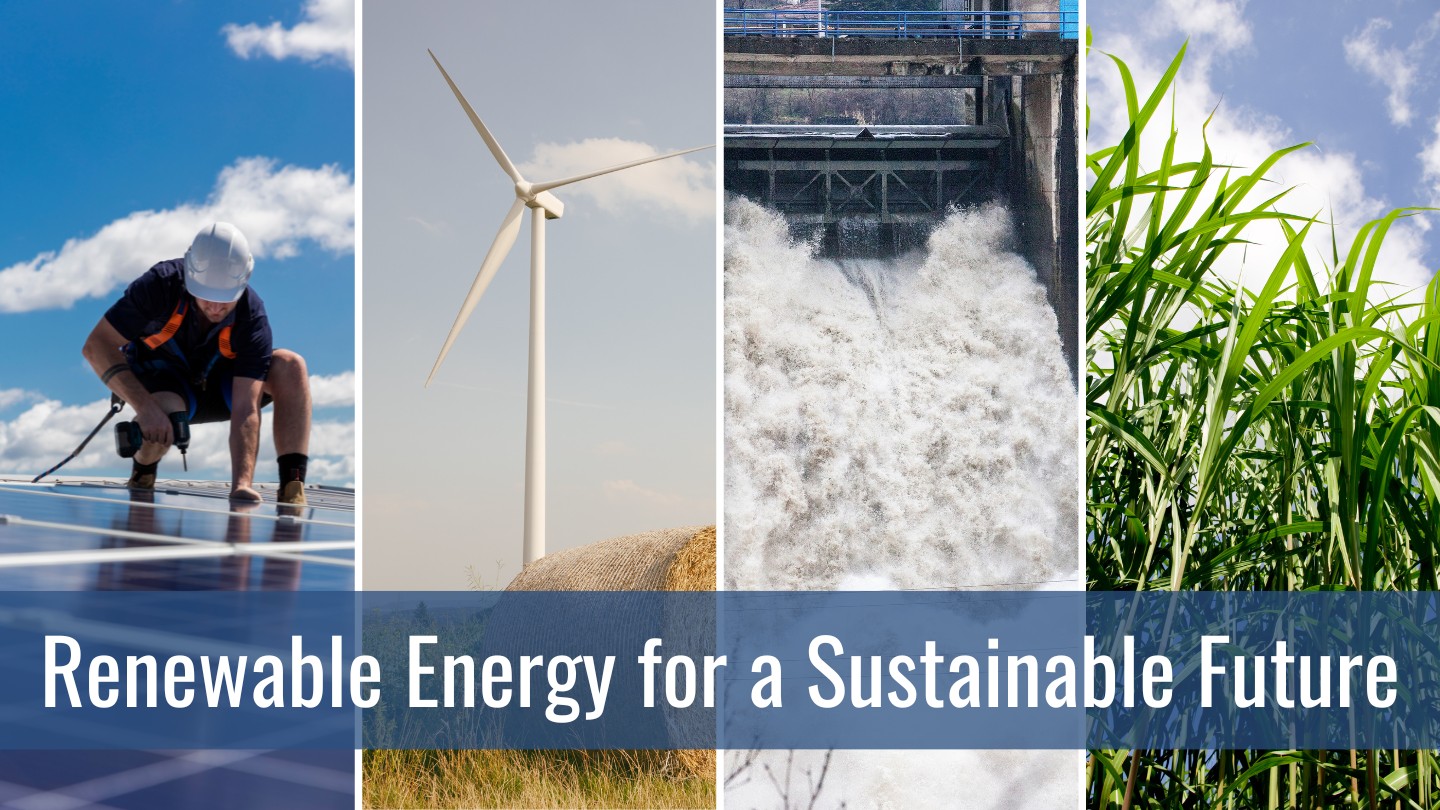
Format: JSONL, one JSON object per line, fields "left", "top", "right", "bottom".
{"left": 940, "top": 0, "right": 1061, "bottom": 25}
{"left": 942, "top": 0, "right": 1061, "bottom": 11}
{"left": 1012, "top": 1, "right": 1059, "bottom": 16}
{"left": 723, "top": 36, "right": 1079, "bottom": 378}
{"left": 1010, "top": 64, "right": 1077, "bottom": 381}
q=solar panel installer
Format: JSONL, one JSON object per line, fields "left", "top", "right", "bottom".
{"left": 81, "top": 223, "right": 313, "bottom": 504}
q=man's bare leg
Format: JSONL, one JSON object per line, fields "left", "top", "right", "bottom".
{"left": 264, "top": 349, "right": 311, "bottom": 456}
{"left": 264, "top": 349, "right": 312, "bottom": 504}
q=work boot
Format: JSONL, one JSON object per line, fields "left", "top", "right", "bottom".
{"left": 127, "top": 461, "right": 157, "bottom": 491}
{"left": 279, "top": 480, "right": 307, "bottom": 506}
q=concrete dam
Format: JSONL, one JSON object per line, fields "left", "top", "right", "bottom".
{"left": 722, "top": 11, "right": 1081, "bottom": 808}
{"left": 723, "top": 8, "right": 1078, "bottom": 374}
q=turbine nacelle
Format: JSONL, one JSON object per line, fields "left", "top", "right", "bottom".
{"left": 515, "top": 182, "right": 564, "bottom": 219}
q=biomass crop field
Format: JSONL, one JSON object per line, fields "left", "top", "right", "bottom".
{"left": 1087, "top": 43, "right": 1440, "bottom": 808}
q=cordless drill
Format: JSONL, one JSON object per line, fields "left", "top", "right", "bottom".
{"left": 115, "top": 412, "right": 191, "bottom": 471}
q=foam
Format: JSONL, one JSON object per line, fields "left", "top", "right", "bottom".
{"left": 724, "top": 198, "right": 1077, "bottom": 591}
{"left": 723, "top": 198, "right": 1079, "bottom": 807}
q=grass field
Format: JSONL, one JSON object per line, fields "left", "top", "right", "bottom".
{"left": 1087, "top": 40, "right": 1440, "bottom": 808}
{"left": 363, "top": 749, "right": 714, "bottom": 809}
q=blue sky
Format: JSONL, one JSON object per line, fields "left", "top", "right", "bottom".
{"left": 0, "top": 0, "right": 355, "bottom": 484}
{"left": 1090, "top": 0, "right": 1440, "bottom": 296}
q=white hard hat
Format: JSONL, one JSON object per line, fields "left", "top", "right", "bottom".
{"left": 184, "top": 222, "right": 254, "bottom": 303}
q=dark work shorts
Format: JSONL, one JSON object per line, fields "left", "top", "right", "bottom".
{"left": 129, "top": 361, "right": 273, "bottom": 425}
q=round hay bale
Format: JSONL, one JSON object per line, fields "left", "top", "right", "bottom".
{"left": 506, "top": 525, "right": 714, "bottom": 591}
{"left": 662, "top": 526, "right": 716, "bottom": 592}
{"left": 504, "top": 525, "right": 716, "bottom": 779}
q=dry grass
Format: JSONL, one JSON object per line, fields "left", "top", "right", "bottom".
{"left": 363, "top": 749, "right": 715, "bottom": 809}
{"left": 367, "top": 527, "right": 720, "bottom": 808}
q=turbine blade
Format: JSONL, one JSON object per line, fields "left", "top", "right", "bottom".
{"left": 426, "top": 199, "right": 527, "bottom": 387}
{"left": 531, "top": 144, "right": 714, "bottom": 193}
{"left": 428, "top": 49, "right": 524, "bottom": 184}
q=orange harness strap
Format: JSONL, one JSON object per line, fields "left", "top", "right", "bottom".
{"left": 140, "top": 297, "right": 237, "bottom": 360}
{"left": 141, "top": 298, "right": 188, "bottom": 350}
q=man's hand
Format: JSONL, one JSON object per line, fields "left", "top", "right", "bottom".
{"left": 136, "top": 404, "right": 173, "bottom": 447}
{"left": 229, "top": 485, "right": 262, "bottom": 502}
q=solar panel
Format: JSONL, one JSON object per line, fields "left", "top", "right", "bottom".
{"left": 0, "top": 750, "right": 354, "bottom": 809}
{"left": 0, "top": 477, "right": 355, "bottom": 807}
{"left": 0, "top": 482, "right": 354, "bottom": 591}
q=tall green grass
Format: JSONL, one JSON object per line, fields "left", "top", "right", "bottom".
{"left": 1087, "top": 42, "right": 1440, "bottom": 808}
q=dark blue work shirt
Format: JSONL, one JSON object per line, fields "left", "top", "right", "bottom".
{"left": 105, "top": 260, "right": 273, "bottom": 381}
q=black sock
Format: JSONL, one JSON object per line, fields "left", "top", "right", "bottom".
{"left": 132, "top": 459, "right": 158, "bottom": 476}
{"left": 278, "top": 453, "right": 308, "bottom": 484}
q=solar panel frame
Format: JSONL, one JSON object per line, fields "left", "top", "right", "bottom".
{"left": 0, "top": 476, "right": 356, "bottom": 807}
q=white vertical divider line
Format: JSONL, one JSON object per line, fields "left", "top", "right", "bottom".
{"left": 352, "top": 0, "right": 365, "bottom": 594}
{"left": 351, "top": 0, "right": 365, "bottom": 801}
{"left": 714, "top": 0, "right": 728, "bottom": 804}
{"left": 1075, "top": 0, "right": 1089, "bottom": 804}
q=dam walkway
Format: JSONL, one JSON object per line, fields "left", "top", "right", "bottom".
{"left": 723, "top": 8, "right": 1079, "bottom": 41}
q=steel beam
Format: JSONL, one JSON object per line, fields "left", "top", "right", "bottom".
{"left": 726, "top": 159, "right": 986, "bottom": 171}
{"left": 725, "top": 74, "right": 983, "bottom": 89}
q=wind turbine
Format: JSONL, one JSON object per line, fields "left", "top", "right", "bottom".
{"left": 423, "top": 50, "right": 713, "bottom": 567}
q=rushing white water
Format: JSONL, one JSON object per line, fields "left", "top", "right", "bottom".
{"left": 725, "top": 198, "right": 1077, "bottom": 591}
{"left": 723, "top": 198, "right": 1079, "bottom": 809}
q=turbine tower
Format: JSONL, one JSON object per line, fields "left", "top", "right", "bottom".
{"left": 424, "top": 50, "right": 712, "bottom": 567}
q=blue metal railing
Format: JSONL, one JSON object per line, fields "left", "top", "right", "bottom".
{"left": 1060, "top": 0, "right": 1078, "bottom": 39}
{"left": 723, "top": 9, "right": 1080, "bottom": 41}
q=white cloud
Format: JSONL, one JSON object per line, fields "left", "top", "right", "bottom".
{"left": 178, "top": 416, "right": 355, "bottom": 486}
{"left": 0, "top": 396, "right": 114, "bottom": 475}
{"left": 1415, "top": 56, "right": 1440, "bottom": 207}
{"left": 1343, "top": 17, "right": 1440, "bottom": 127}
{"left": 310, "top": 371, "right": 355, "bottom": 408}
{"left": 1341, "top": 14, "right": 1440, "bottom": 212}
{"left": 0, "top": 389, "right": 40, "bottom": 412}
{"left": 0, "top": 157, "right": 353, "bottom": 314}
{"left": 1421, "top": 116, "right": 1440, "bottom": 193}
{"left": 1091, "top": 20, "right": 1433, "bottom": 301}
{"left": 223, "top": 0, "right": 354, "bottom": 68}
{"left": 0, "top": 391, "right": 354, "bottom": 487}
{"left": 1153, "top": 0, "right": 1251, "bottom": 68}
{"left": 518, "top": 139, "right": 715, "bottom": 224}
{"left": 602, "top": 479, "right": 710, "bottom": 513}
